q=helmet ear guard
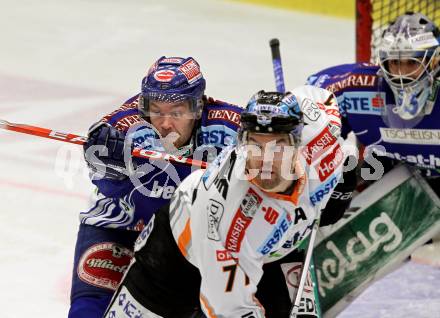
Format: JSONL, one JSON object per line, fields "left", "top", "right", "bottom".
{"left": 194, "top": 98, "right": 204, "bottom": 119}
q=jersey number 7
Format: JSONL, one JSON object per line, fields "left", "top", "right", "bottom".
{"left": 222, "top": 264, "right": 250, "bottom": 292}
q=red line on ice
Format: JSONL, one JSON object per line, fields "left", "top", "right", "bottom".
{"left": 0, "top": 178, "right": 89, "bottom": 200}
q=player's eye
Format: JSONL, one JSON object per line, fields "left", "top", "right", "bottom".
{"left": 149, "top": 111, "right": 161, "bottom": 118}
{"left": 171, "top": 111, "right": 183, "bottom": 119}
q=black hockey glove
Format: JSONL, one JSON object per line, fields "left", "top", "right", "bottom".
{"left": 83, "top": 122, "right": 133, "bottom": 180}
{"left": 320, "top": 156, "right": 358, "bottom": 226}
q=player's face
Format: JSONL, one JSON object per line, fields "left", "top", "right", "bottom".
{"left": 148, "top": 100, "right": 196, "bottom": 148}
{"left": 387, "top": 58, "right": 425, "bottom": 80}
{"left": 244, "top": 132, "right": 297, "bottom": 192}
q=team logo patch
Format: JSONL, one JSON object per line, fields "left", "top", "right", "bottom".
{"left": 77, "top": 242, "right": 134, "bottom": 290}
{"left": 134, "top": 215, "right": 155, "bottom": 252}
{"left": 114, "top": 114, "right": 143, "bottom": 131}
{"left": 153, "top": 69, "right": 175, "bottom": 82}
{"left": 301, "top": 126, "right": 337, "bottom": 164}
{"left": 280, "top": 262, "right": 318, "bottom": 316}
{"left": 262, "top": 206, "right": 280, "bottom": 225}
{"left": 282, "top": 262, "right": 313, "bottom": 293}
{"left": 225, "top": 188, "right": 261, "bottom": 252}
{"left": 310, "top": 173, "right": 340, "bottom": 205}
{"left": 373, "top": 147, "right": 440, "bottom": 170}
{"left": 314, "top": 143, "right": 344, "bottom": 181}
{"left": 338, "top": 92, "right": 385, "bottom": 115}
{"left": 226, "top": 208, "right": 252, "bottom": 253}
{"left": 160, "top": 57, "right": 184, "bottom": 64}
{"left": 179, "top": 58, "right": 202, "bottom": 84}
{"left": 207, "top": 109, "right": 241, "bottom": 126}
{"left": 197, "top": 125, "right": 236, "bottom": 147}
{"left": 301, "top": 98, "right": 321, "bottom": 121}
{"left": 216, "top": 249, "right": 234, "bottom": 262}
{"left": 207, "top": 199, "right": 224, "bottom": 241}
{"left": 106, "top": 286, "right": 155, "bottom": 318}
{"left": 240, "top": 188, "right": 263, "bottom": 218}
{"left": 258, "top": 213, "right": 292, "bottom": 255}
{"left": 325, "top": 74, "right": 377, "bottom": 93}
{"left": 379, "top": 128, "right": 440, "bottom": 145}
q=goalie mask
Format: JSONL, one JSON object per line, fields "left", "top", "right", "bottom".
{"left": 378, "top": 12, "right": 440, "bottom": 128}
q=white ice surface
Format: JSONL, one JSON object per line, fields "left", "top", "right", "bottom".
{"left": 0, "top": 1, "right": 438, "bottom": 317}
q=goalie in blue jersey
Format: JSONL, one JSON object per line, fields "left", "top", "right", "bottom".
{"left": 306, "top": 11, "right": 440, "bottom": 315}
{"left": 308, "top": 11, "right": 440, "bottom": 196}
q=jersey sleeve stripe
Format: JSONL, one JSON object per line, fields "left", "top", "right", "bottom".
{"left": 252, "top": 293, "right": 266, "bottom": 316}
{"left": 200, "top": 293, "right": 218, "bottom": 318}
{"left": 330, "top": 119, "right": 341, "bottom": 128}
{"left": 177, "top": 218, "right": 192, "bottom": 257}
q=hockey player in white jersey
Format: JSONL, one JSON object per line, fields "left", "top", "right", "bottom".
{"left": 104, "top": 86, "right": 345, "bottom": 318}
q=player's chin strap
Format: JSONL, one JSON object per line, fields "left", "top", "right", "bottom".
{"left": 0, "top": 118, "right": 208, "bottom": 169}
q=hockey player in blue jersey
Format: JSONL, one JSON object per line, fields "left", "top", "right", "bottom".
{"left": 306, "top": 12, "right": 440, "bottom": 314}
{"left": 307, "top": 12, "right": 440, "bottom": 187}
{"left": 68, "top": 56, "right": 243, "bottom": 318}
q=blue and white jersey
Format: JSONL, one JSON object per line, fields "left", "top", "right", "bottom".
{"left": 308, "top": 63, "right": 440, "bottom": 175}
{"left": 80, "top": 94, "right": 243, "bottom": 231}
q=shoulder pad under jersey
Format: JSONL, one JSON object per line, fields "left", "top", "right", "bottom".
{"left": 201, "top": 96, "right": 243, "bottom": 129}
{"left": 307, "top": 63, "right": 380, "bottom": 95}
{"left": 196, "top": 97, "right": 243, "bottom": 150}
{"left": 290, "top": 85, "right": 341, "bottom": 140}
{"left": 101, "top": 94, "right": 144, "bottom": 133}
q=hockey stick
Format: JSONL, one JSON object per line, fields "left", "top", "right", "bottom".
{"left": 289, "top": 220, "right": 320, "bottom": 317}
{"left": 269, "top": 38, "right": 286, "bottom": 93}
{"left": 268, "top": 39, "right": 321, "bottom": 317}
{"left": 0, "top": 119, "right": 208, "bottom": 169}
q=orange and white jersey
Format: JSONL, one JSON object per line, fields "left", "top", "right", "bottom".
{"left": 169, "top": 85, "right": 343, "bottom": 317}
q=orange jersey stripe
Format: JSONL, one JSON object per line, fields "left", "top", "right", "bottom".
{"left": 200, "top": 293, "right": 217, "bottom": 318}
{"left": 177, "top": 218, "right": 192, "bottom": 257}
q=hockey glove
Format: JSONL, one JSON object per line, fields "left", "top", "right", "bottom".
{"left": 83, "top": 122, "right": 134, "bottom": 180}
{"left": 320, "top": 155, "right": 357, "bottom": 226}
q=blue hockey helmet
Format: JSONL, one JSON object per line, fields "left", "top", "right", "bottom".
{"left": 378, "top": 12, "right": 440, "bottom": 128}
{"left": 239, "top": 90, "right": 304, "bottom": 145}
{"left": 139, "top": 56, "right": 206, "bottom": 120}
